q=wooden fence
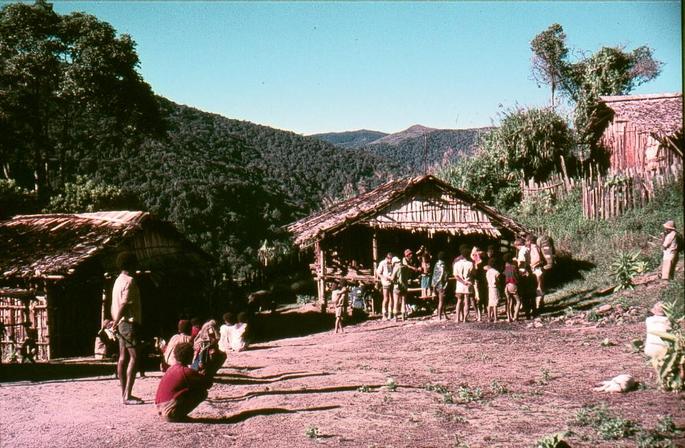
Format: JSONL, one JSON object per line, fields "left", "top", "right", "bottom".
{"left": 521, "top": 172, "right": 575, "bottom": 202}
{"left": 581, "top": 161, "right": 682, "bottom": 220}
{"left": 522, "top": 161, "right": 682, "bottom": 221}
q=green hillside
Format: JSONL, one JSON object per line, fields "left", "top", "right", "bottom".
{"left": 311, "top": 129, "right": 388, "bottom": 149}
{"left": 365, "top": 127, "right": 492, "bottom": 175}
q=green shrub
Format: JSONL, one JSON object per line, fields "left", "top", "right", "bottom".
{"left": 456, "top": 385, "right": 483, "bottom": 403}
{"left": 610, "top": 250, "right": 648, "bottom": 290}
{"left": 598, "top": 417, "right": 637, "bottom": 440}
{"left": 535, "top": 433, "right": 570, "bottom": 448}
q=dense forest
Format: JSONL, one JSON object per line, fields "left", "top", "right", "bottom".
{"left": 314, "top": 125, "right": 490, "bottom": 176}
{"left": 311, "top": 129, "right": 388, "bottom": 149}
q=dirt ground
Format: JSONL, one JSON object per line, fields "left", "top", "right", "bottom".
{"left": 1, "top": 306, "right": 683, "bottom": 448}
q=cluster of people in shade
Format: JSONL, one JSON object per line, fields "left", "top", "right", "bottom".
{"left": 332, "top": 234, "right": 553, "bottom": 333}
{"left": 154, "top": 313, "right": 249, "bottom": 422}
{"left": 380, "top": 235, "right": 549, "bottom": 323}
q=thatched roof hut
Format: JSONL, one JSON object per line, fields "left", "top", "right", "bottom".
{"left": 0, "top": 211, "right": 211, "bottom": 360}
{"left": 288, "top": 175, "right": 528, "bottom": 304}
{"left": 592, "top": 93, "right": 683, "bottom": 170}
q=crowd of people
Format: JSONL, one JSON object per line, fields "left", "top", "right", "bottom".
{"left": 368, "top": 236, "right": 554, "bottom": 324}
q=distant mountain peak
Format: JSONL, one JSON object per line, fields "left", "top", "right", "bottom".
{"left": 371, "top": 124, "right": 437, "bottom": 146}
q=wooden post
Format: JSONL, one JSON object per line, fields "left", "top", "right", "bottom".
{"left": 315, "top": 240, "right": 327, "bottom": 313}
{"left": 371, "top": 231, "right": 378, "bottom": 315}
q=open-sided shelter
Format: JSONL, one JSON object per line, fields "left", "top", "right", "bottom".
{"left": 288, "top": 175, "right": 529, "bottom": 303}
{"left": 0, "top": 211, "right": 212, "bottom": 360}
{"left": 592, "top": 93, "right": 683, "bottom": 171}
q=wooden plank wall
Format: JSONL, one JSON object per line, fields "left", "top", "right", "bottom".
{"left": 0, "top": 295, "right": 49, "bottom": 361}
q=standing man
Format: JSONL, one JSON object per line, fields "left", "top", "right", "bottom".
{"left": 111, "top": 251, "right": 143, "bottom": 405}
{"left": 526, "top": 234, "right": 546, "bottom": 314}
{"left": 661, "top": 220, "right": 681, "bottom": 281}
{"left": 376, "top": 253, "right": 394, "bottom": 320}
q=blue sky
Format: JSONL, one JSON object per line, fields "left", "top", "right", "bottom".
{"left": 46, "top": 1, "right": 682, "bottom": 135}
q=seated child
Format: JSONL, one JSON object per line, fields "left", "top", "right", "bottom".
{"left": 228, "top": 312, "right": 250, "bottom": 352}
{"left": 162, "top": 320, "right": 193, "bottom": 372}
{"left": 218, "top": 313, "right": 235, "bottom": 354}
{"left": 192, "top": 320, "right": 226, "bottom": 377}
{"left": 155, "top": 342, "right": 213, "bottom": 422}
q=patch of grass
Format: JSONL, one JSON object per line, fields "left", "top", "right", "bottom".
{"left": 424, "top": 383, "right": 450, "bottom": 394}
{"left": 538, "top": 368, "right": 552, "bottom": 385}
{"left": 442, "top": 392, "right": 455, "bottom": 404}
{"left": 535, "top": 433, "right": 570, "bottom": 448}
{"left": 572, "top": 403, "right": 640, "bottom": 441}
{"left": 597, "top": 417, "right": 638, "bottom": 440}
{"left": 586, "top": 310, "right": 600, "bottom": 322}
{"left": 490, "top": 380, "right": 509, "bottom": 395}
{"left": 655, "top": 415, "right": 679, "bottom": 435}
{"left": 305, "top": 425, "right": 320, "bottom": 439}
{"left": 456, "top": 385, "right": 483, "bottom": 403}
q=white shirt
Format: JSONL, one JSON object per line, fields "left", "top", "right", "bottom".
{"left": 377, "top": 259, "right": 394, "bottom": 287}
{"left": 111, "top": 271, "right": 141, "bottom": 324}
{"left": 453, "top": 258, "right": 473, "bottom": 294}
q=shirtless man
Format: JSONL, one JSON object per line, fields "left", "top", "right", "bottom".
{"left": 111, "top": 252, "right": 143, "bottom": 405}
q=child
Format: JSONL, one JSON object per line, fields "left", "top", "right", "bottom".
{"left": 20, "top": 328, "right": 38, "bottom": 363}
{"left": 470, "top": 246, "right": 486, "bottom": 321}
{"left": 162, "top": 319, "right": 193, "bottom": 372}
{"left": 485, "top": 259, "right": 500, "bottom": 322}
{"left": 431, "top": 251, "right": 449, "bottom": 320}
{"left": 229, "top": 312, "right": 250, "bottom": 352}
{"left": 417, "top": 246, "right": 432, "bottom": 299}
{"left": 332, "top": 281, "right": 349, "bottom": 333}
{"left": 453, "top": 245, "right": 474, "bottom": 323}
{"left": 503, "top": 253, "right": 521, "bottom": 322}
{"left": 218, "top": 312, "right": 234, "bottom": 354}
{"left": 192, "top": 320, "right": 225, "bottom": 377}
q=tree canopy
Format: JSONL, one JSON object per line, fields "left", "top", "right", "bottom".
{"left": 529, "top": 23, "right": 662, "bottom": 145}
{"left": 0, "top": 0, "right": 161, "bottom": 197}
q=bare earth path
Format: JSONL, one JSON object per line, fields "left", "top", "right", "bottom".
{"left": 1, "top": 312, "right": 683, "bottom": 448}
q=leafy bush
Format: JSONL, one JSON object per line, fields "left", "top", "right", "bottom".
{"left": 610, "top": 251, "right": 648, "bottom": 290}
{"left": 598, "top": 417, "right": 638, "bottom": 440}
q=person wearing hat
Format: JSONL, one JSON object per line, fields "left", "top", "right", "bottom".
{"left": 661, "top": 220, "right": 681, "bottom": 280}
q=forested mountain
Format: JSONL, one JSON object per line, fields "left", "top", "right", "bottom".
{"left": 362, "top": 127, "right": 492, "bottom": 175}
{"left": 314, "top": 123, "right": 492, "bottom": 175}
{"left": 311, "top": 129, "right": 388, "bottom": 149}
{"left": 92, "top": 98, "right": 397, "bottom": 277}
{"left": 371, "top": 124, "right": 437, "bottom": 146}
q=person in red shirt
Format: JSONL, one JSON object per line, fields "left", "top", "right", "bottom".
{"left": 155, "top": 342, "right": 213, "bottom": 422}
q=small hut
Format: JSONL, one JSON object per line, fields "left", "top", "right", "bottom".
{"left": 288, "top": 175, "right": 529, "bottom": 303}
{"left": 593, "top": 93, "right": 683, "bottom": 171}
{"left": 0, "top": 211, "right": 212, "bottom": 360}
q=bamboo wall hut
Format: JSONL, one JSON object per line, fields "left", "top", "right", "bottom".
{"left": 592, "top": 93, "right": 683, "bottom": 171}
{"left": 288, "top": 175, "right": 529, "bottom": 303}
{"left": 0, "top": 211, "right": 212, "bottom": 361}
